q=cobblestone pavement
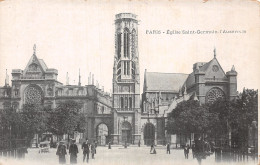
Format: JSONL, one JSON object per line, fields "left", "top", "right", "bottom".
{"left": 0, "top": 145, "right": 257, "bottom": 165}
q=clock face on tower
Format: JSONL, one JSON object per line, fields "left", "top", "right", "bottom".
{"left": 212, "top": 65, "right": 219, "bottom": 72}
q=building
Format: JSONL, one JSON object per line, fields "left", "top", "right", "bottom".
{"left": 111, "top": 13, "right": 141, "bottom": 144}
{"left": 0, "top": 13, "right": 238, "bottom": 146}
{"left": 141, "top": 49, "right": 237, "bottom": 146}
{"left": 0, "top": 45, "right": 112, "bottom": 146}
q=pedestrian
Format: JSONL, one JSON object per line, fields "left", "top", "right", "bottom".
{"left": 94, "top": 140, "right": 97, "bottom": 154}
{"left": 82, "top": 138, "right": 90, "bottom": 163}
{"left": 191, "top": 142, "right": 196, "bottom": 159}
{"left": 108, "top": 142, "right": 111, "bottom": 149}
{"left": 166, "top": 143, "right": 170, "bottom": 154}
{"left": 138, "top": 140, "right": 141, "bottom": 147}
{"left": 184, "top": 144, "right": 190, "bottom": 159}
{"left": 69, "top": 139, "right": 78, "bottom": 164}
{"left": 91, "top": 142, "right": 95, "bottom": 159}
{"left": 56, "top": 141, "right": 67, "bottom": 164}
{"left": 150, "top": 143, "right": 156, "bottom": 154}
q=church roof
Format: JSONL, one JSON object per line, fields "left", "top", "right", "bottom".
{"left": 199, "top": 59, "right": 212, "bottom": 72}
{"left": 38, "top": 59, "right": 48, "bottom": 71}
{"left": 185, "top": 72, "right": 195, "bottom": 88}
{"left": 145, "top": 72, "right": 188, "bottom": 92}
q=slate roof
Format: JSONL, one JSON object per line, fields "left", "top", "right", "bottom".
{"left": 38, "top": 59, "right": 48, "bottom": 71}
{"left": 145, "top": 72, "right": 189, "bottom": 92}
{"left": 185, "top": 72, "right": 195, "bottom": 88}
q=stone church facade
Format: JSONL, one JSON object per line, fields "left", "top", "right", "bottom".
{"left": 0, "top": 46, "right": 113, "bottom": 146}
{"left": 0, "top": 13, "right": 237, "bottom": 146}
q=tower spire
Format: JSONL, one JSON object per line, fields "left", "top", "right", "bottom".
{"left": 66, "top": 72, "right": 69, "bottom": 85}
{"left": 5, "top": 69, "right": 9, "bottom": 86}
{"left": 214, "top": 47, "right": 216, "bottom": 58}
{"left": 78, "top": 68, "right": 81, "bottom": 86}
{"left": 33, "top": 44, "right": 36, "bottom": 56}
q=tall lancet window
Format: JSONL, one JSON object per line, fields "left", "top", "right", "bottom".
{"left": 131, "top": 29, "right": 136, "bottom": 59}
{"left": 121, "top": 97, "right": 124, "bottom": 108}
{"left": 117, "top": 33, "right": 121, "bottom": 59}
{"left": 124, "top": 28, "right": 130, "bottom": 58}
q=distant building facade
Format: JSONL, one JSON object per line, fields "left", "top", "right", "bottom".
{"left": 0, "top": 13, "right": 238, "bottom": 146}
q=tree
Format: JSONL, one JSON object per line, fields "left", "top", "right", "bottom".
{"left": 48, "top": 100, "right": 87, "bottom": 141}
{"left": 208, "top": 88, "right": 258, "bottom": 149}
{"left": 166, "top": 100, "right": 219, "bottom": 135}
{"left": 20, "top": 104, "right": 48, "bottom": 145}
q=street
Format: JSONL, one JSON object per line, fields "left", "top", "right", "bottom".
{"left": 0, "top": 145, "right": 257, "bottom": 165}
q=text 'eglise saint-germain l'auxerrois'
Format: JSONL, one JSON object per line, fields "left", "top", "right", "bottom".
{"left": 145, "top": 29, "right": 247, "bottom": 35}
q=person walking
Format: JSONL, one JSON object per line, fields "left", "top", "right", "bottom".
{"left": 108, "top": 142, "right": 111, "bottom": 149}
{"left": 69, "top": 139, "right": 78, "bottom": 164}
{"left": 191, "top": 142, "right": 196, "bottom": 159}
{"left": 56, "top": 141, "right": 67, "bottom": 164}
{"left": 91, "top": 142, "right": 96, "bottom": 159}
{"left": 138, "top": 140, "right": 141, "bottom": 147}
{"left": 94, "top": 140, "right": 97, "bottom": 154}
{"left": 184, "top": 144, "right": 190, "bottom": 159}
{"left": 166, "top": 143, "right": 170, "bottom": 154}
{"left": 150, "top": 143, "right": 156, "bottom": 154}
{"left": 82, "top": 138, "right": 90, "bottom": 163}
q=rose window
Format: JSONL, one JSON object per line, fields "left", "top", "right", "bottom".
{"left": 25, "top": 85, "right": 43, "bottom": 104}
{"left": 206, "top": 88, "right": 225, "bottom": 104}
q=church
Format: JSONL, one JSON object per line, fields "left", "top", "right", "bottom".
{"left": 0, "top": 13, "right": 237, "bottom": 146}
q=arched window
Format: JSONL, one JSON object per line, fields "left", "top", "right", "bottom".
{"left": 117, "top": 33, "right": 121, "bottom": 59}
{"left": 131, "top": 29, "right": 136, "bottom": 59}
{"left": 124, "top": 28, "right": 130, "bottom": 58}
{"left": 129, "top": 97, "right": 132, "bottom": 109}
{"left": 24, "top": 85, "right": 43, "bottom": 105}
{"left": 206, "top": 87, "right": 225, "bottom": 104}
{"left": 125, "top": 97, "right": 128, "bottom": 109}
{"left": 121, "top": 97, "right": 124, "bottom": 108}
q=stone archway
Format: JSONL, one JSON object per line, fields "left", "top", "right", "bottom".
{"left": 97, "top": 123, "right": 109, "bottom": 145}
{"left": 144, "top": 123, "right": 155, "bottom": 145}
{"left": 121, "top": 121, "right": 132, "bottom": 143}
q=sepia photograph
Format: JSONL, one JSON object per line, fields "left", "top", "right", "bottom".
{"left": 0, "top": 0, "right": 259, "bottom": 165}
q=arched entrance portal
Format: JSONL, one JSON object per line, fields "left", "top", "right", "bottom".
{"left": 144, "top": 123, "right": 155, "bottom": 145}
{"left": 121, "top": 121, "right": 131, "bottom": 143}
{"left": 97, "top": 123, "right": 108, "bottom": 145}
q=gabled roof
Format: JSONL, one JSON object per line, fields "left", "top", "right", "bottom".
{"left": 199, "top": 59, "right": 212, "bottom": 72}
{"left": 24, "top": 54, "right": 48, "bottom": 75}
{"left": 38, "top": 59, "right": 48, "bottom": 71}
{"left": 145, "top": 72, "right": 189, "bottom": 92}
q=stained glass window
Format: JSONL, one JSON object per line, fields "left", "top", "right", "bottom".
{"left": 25, "top": 85, "right": 43, "bottom": 104}
{"left": 206, "top": 87, "right": 225, "bottom": 104}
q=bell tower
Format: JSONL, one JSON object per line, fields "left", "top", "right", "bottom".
{"left": 111, "top": 13, "right": 141, "bottom": 144}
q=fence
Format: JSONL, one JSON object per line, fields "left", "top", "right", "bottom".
{"left": 0, "top": 139, "right": 28, "bottom": 158}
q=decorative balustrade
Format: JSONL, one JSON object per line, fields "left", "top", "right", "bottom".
{"left": 114, "top": 108, "right": 137, "bottom": 112}
{"left": 20, "top": 76, "right": 45, "bottom": 80}
{"left": 205, "top": 78, "right": 228, "bottom": 82}
{"left": 117, "top": 79, "right": 135, "bottom": 83}
{"left": 12, "top": 69, "right": 23, "bottom": 73}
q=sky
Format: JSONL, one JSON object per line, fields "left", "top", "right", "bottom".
{"left": 0, "top": 0, "right": 259, "bottom": 93}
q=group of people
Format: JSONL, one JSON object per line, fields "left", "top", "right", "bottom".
{"left": 56, "top": 138, "right": 97, "bottom": 164}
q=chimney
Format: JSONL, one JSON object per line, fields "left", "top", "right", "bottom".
{"left": 92, "top": 74, "right": 94, "bottom": 85}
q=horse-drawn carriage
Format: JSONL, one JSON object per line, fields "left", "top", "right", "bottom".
{"left": 39, "top": 141, "right": 50, "bottom": 153}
